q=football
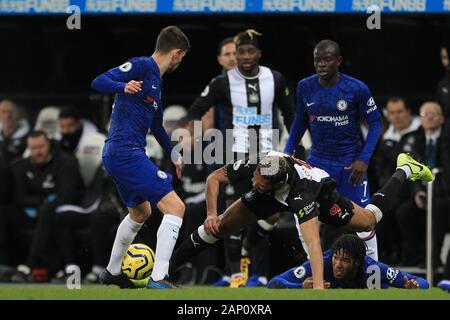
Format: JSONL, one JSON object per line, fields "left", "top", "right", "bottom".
{"left": 121, "top": 243, "right": 155, "bottom": 280}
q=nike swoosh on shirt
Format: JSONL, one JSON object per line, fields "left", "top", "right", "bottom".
{"left": 152, "top": 85, "right": 157, "bottom": 89}
{"left": 306, "top": 102, "right": 315, "bottom": 107}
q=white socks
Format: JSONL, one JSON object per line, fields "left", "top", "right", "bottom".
{"left": 398, "top": 165, "right": 412, "bottom": 179}
{"left": 151, "top": 214, "right": 183, "bottom": 281}
{"left": 198, "top": 225, "right": 219, "bottom": 244}
{"left": 107, "top": 214, "right": 143, "bottom": 275}
{"left": 357, "top": 231, "right": 379, "bottom": 261}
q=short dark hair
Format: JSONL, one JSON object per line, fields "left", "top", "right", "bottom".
{"left": 155, "top": 26, "right": 190, "bottom": 54}
{"left": 257, "top": 156, "right": 289, "bottom": 184}
{"left": 217, "top": 37, "right": 235, "bottom": 56}
{"left": 386, "top": 96, "right": 409, "bottom": 109}
{"left": 28, "top": 130, "right": 49, "bottom": 141}
{"left": 331, "top": 234, "right": 366, "bottom": 268}
{"left": 58, "top": 106, "right": 80, "bottom": 121}
{"left": 315, "top": 39, "right": 341, "bottom": 57}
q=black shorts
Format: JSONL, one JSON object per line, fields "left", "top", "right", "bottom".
{"left": 224, "top": 152, "right": 253, "bottom": 201}
{"left": 240, "top": 190, "right": 288, "bottom": 220}
{"left": 225, "top": 179, "right": 252, "bottom": 201}
{"left": 240, "top": 188, "right": 354, "bottom": 227}
{"left": 317, "top": 190, "right": 355, "bottom": 227}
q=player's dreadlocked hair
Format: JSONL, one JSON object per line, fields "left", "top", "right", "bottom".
{"left": 331, "top": 234, "right": 366, "bottom": 268}
{"left": 234, "top": 29, "right": 263, "bottom": 49}
{"left": 257, "top": 155, "right": 289, "bottom": 185}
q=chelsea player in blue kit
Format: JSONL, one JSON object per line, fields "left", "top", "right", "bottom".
{"left": 284, "top": 40, "right": 382, "bottom": 259}
{"left": 91, "top": 26, "right": 190, "bottom": 289}
{"left": 268, "top": 234, "right": 429, "bottom": 289}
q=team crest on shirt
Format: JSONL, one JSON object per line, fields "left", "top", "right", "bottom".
{"left": 244, "top": 190, "right": 256, "bottom": 201}
{"left": 294, "top": 266, "right": 306, "bottom": 279}
{"left": 337, "top": 100, "right": 348, "bottom": 111}
{"left": 157, "top": 170, "right": 168, "bottom": 179}
{"left": 119, "top": 62, "right": 132, "bottom": 72}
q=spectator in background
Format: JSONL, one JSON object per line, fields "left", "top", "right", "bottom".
{"left": 373, "top": 97, "right": 421, "bottom": 264}
{"left": 0, "top": 99, "right": 30, "bottom": 205}
{"left": 396, "top": 102, "right": 450, "bottom": 267}
{"left": 440, "top": 121, "right": 450, "bottom": 280}
{"left": 0, "top": 99, "right": 30, "bottom": 162}
{"left": 0, "top": 131, "right": 85, "bottom": 282}
{"left": 58, "top": 106, "right": 98, "bottom": 153}
{"left": 201, "top": 37, "right": 237, "bottom": 132}
{"left": 375, "top": 97, "right": 421, "bottom": 186}
{"left": 436, "top": 43, "right": 450, "bottom": 119}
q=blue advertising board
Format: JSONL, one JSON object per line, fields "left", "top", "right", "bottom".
{"left": 0, "top": 0, "right": 449, "bottom": 15}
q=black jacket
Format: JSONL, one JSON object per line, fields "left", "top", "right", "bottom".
{"left": 436, "top": 72, "right": 450, "bottom": 119}
{"left": 441, "top": 122, "right": 450, "bottom": 189}
{"left": 11, "top": 145, "right": 84, "bottom": 210}
{"left": 398, "top": 127, "right": 449, "bottom": 197}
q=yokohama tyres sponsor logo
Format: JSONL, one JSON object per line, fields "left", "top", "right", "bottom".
{"left": 309, "top": 115, "right": 349, "bottom": 126}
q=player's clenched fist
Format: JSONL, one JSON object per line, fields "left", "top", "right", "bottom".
{"left": 124, "top": 80, "right": 143, "bottom": 94}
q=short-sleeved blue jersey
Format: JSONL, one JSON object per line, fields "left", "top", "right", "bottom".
{"left": 268, "top": 250, "right": 429, "bottom": 289}
{"left": 284, "top": 74, "right": 381, "bottom": 165}
{"left": 92, "top": 57, "right": 172, "bottom": 156}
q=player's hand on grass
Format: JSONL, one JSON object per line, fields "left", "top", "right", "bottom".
{"left": 302, "top": 277, "right": 330, "bottom": 289}
{"left": 204, "top": 214, "right": 219, "bottom": 236}
{"left": 345, "top": 160, "right": 368, "bottom": 186}
{"left": 124, "top": 80, "right": 143, "bottom": 94}
{"left": 403, "top": 275, "right": 419, "bottom": 289}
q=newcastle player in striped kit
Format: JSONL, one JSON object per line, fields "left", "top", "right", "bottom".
{"left": 186, "top": 30, "right": 294, "bottom": 287}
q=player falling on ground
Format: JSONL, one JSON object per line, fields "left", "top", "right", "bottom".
{"left": 186, "top": 29, "right": 294, "bottom": 287}
{"left": 284, "top": 40, "right": 382, "bottom": 259}
{"left": 268, "top": 233, "right": 429, "bottom": 289}
{"left": 168, "top": 152, "right": 433, "bottom": 289}
{"left": 91, "top": 26, "right": 190, "bottom": 289}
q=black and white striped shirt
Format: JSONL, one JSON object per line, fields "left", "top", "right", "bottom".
{"left": 188, "top": 66, "right": 294, "bottom": 154}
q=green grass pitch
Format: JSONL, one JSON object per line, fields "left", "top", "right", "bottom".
{"left": 0, "top": 285, "right": 449, "bottom": 300}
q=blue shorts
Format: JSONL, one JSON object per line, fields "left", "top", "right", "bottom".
{"left": 308, "top": 156, "right": 370, "bottom": 207}
{"left": 102, "top": 148, "right": 173, "bottom": 208}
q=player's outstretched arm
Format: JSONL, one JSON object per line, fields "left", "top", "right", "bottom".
{"left": 204, "top": 167, "right": 230, "bottom": 236}
{"left": 356, "top": 83, "right": 382, "bottom": 165}
{"left": 376, "top": 260, "right": 430, "bottom": 289}
{"left": 299, "top": 217, "right": 325, "bottom": 289}
{"left": 91, "top": 59, "right": 141, "bottom": 94}
{"left": 273, "top": 71, "right": 294, "bottom": 131}
{"left": 284, "top": 81, "right": 308, "bottom": 155}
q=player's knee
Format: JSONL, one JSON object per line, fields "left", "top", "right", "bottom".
{"left": 362, "top": 213, "right": 376, "bottom": 231}
{"left": 129, "top": 208, "right": 151, "bottom": 223}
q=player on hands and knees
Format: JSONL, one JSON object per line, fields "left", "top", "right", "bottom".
{"left": 91, "top": 26, "right": 190, "bottom": 289}
{"left": 168, "top": 152, "right": 433, "bottom": 289}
